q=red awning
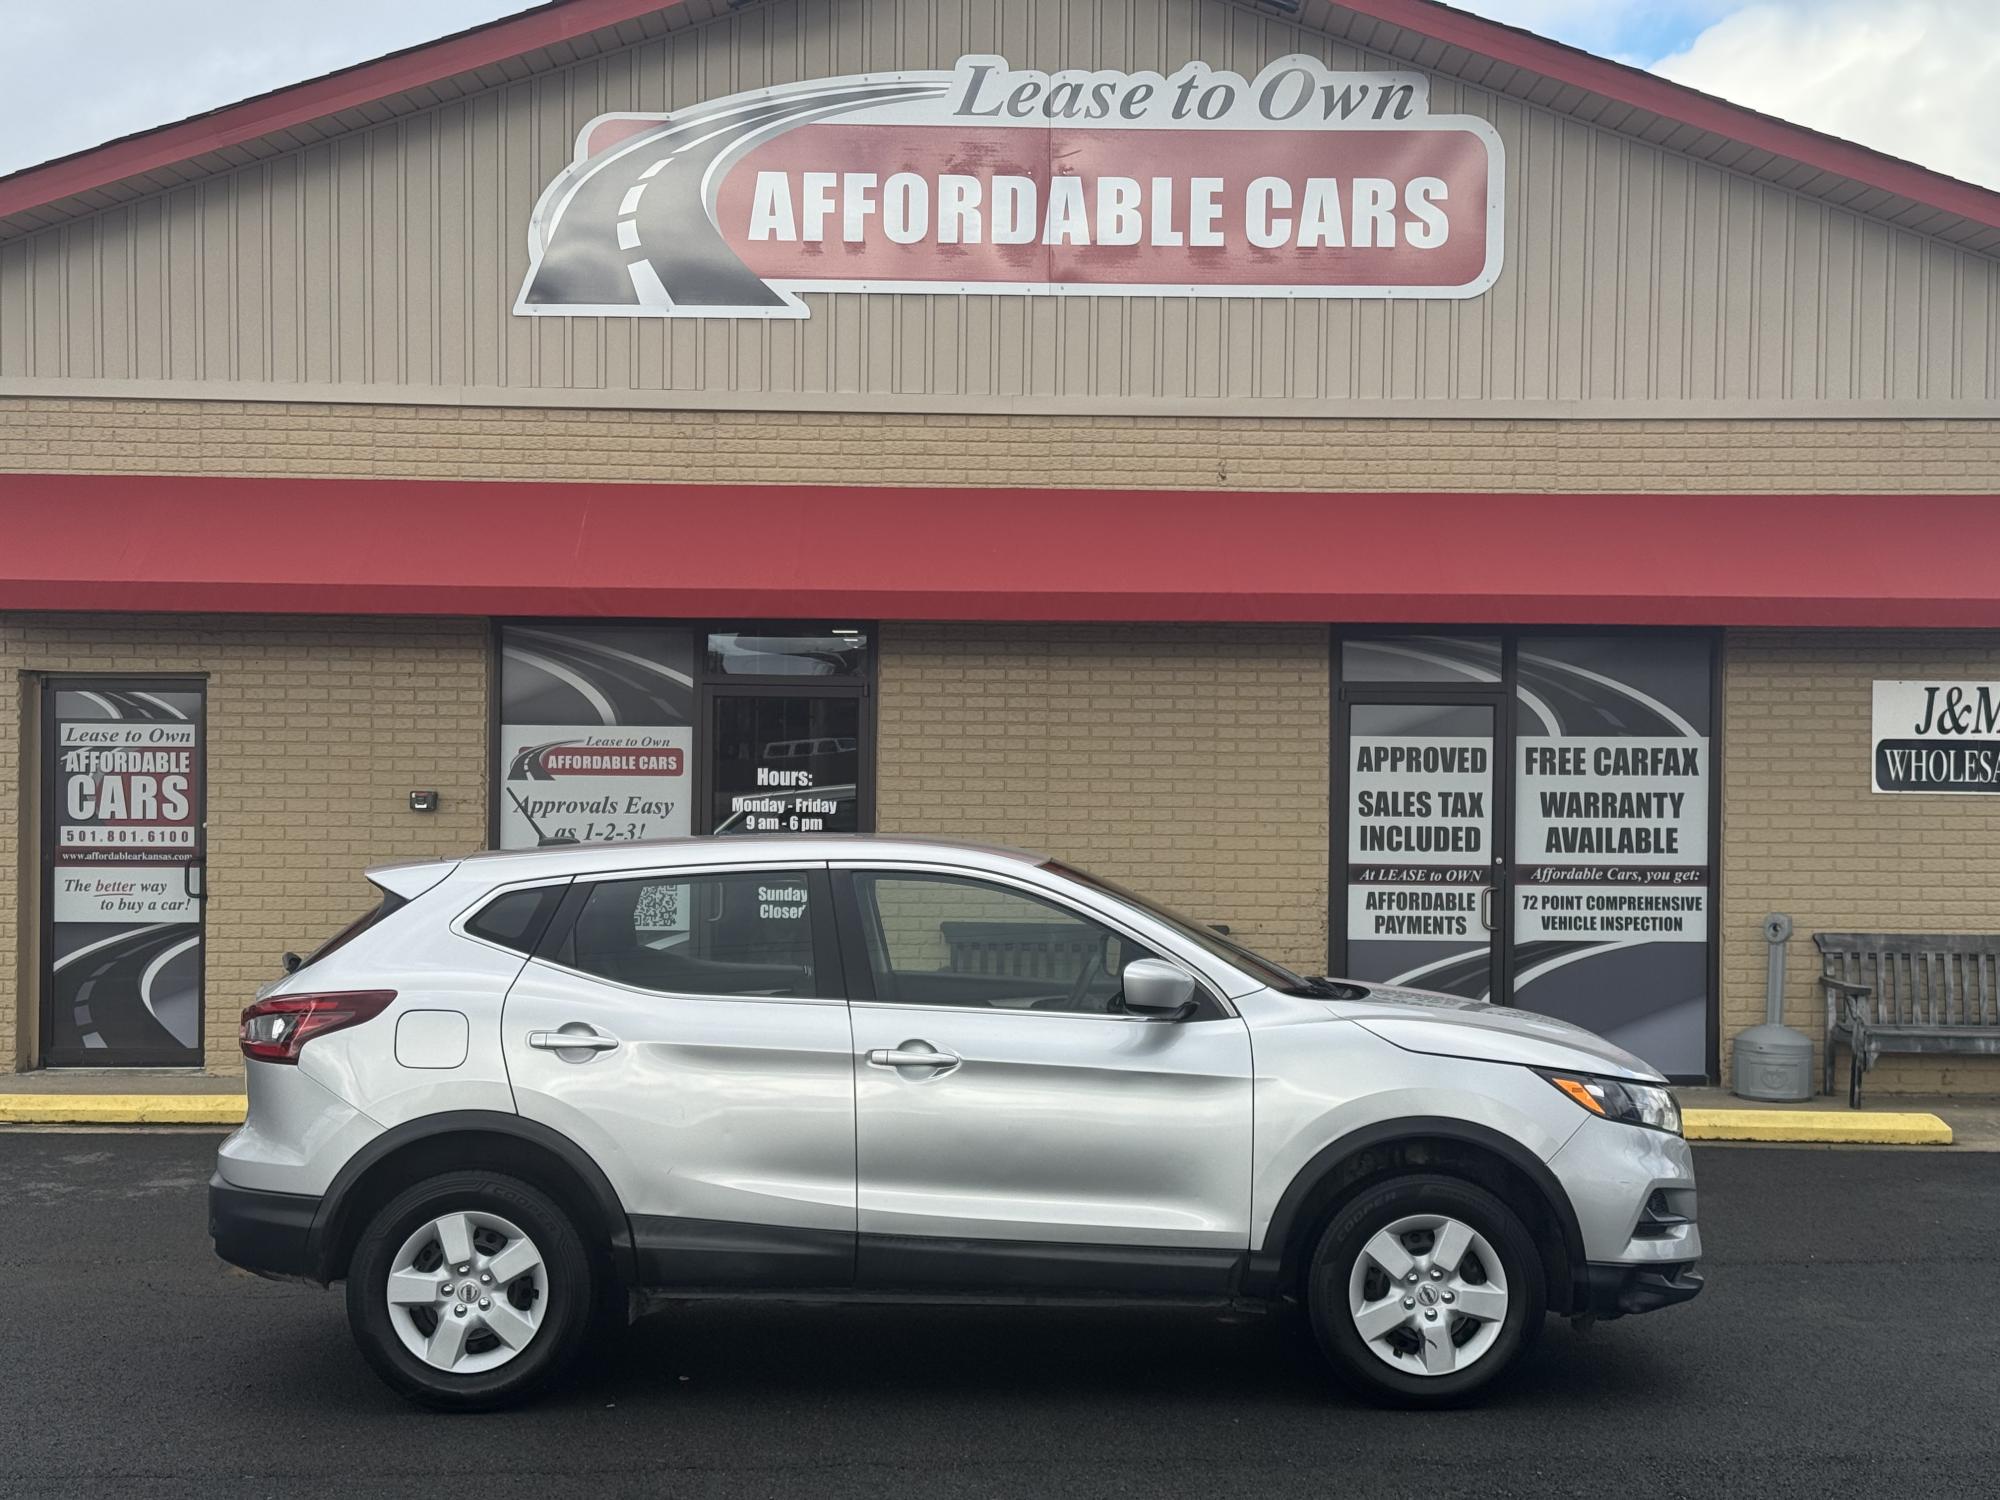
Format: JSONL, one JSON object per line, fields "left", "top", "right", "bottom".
{"left": 2, "top": 472, "right": 1995, "bottom": 626}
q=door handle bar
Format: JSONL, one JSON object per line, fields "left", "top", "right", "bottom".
{"left": 528, "top": 1029, "right": 620, "bottom": 1053}
{"left": 866, "top": 1046, "right": 959, "bottom": 1069}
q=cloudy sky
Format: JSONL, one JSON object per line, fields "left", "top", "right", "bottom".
{"left": 3, "top": 0, "right": 1997, "bottom": 189}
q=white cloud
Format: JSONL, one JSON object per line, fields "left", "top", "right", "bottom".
{"left": 1652, "top": 1, "right": 2000, "bottom": 189}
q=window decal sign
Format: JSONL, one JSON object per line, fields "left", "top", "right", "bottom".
{"left": 515, "top": 54, "right": 1505, "bottom": 319}
{"left": 496, "top": 626, "right": 696, "bottom": 849}
{"left": 43, "top": 686, "right": 205, "bottom": 1065}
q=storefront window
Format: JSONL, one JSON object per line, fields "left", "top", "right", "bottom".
{"left": 1341, "top": 636, "right": 1502, "bottom": 686}
{"left": 495, "top": 625, "right": 696, "bottom": 849}
{"left": 705, "top": 628, "right": 870, "bottom": 678}
{"left": 1509, "top": 637, "right": 1712, "bottom": 1078}
{"left": 1335, "top": 630, "right": 1716, "bottom": 1080}
{"left": 494, "top": 622, "right": 873, "bottom": 848}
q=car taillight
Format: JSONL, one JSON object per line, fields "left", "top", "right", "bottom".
{"left": 239, "top": 991, "right": 395, "bottom": 1063}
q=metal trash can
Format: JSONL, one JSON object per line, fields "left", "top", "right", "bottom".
{"left": 1733, "top": 1022, "right": 1814, "bottom": 1101}
{"left": 1733, "top": 913, "right": 1816, "bottom": 1101}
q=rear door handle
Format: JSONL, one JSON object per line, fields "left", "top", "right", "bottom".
{"left": 528, "top": 1024, "right": 620, "bottom": 1056}
{"left": 866, "top": 1042, "right": 960, "bottom": 1071}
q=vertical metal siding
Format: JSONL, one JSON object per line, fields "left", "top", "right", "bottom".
{"left": 3, "top": 0, "right": 1996, "bottom": 408}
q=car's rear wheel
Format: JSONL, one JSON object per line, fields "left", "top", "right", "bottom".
{"left": 1306, "top": 1173, "right": 1543, "bottom": 1406}
{"left": 345, "top": 1171, "right": 594, "bottom": 1410}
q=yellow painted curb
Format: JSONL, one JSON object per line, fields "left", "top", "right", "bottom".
{"left": 1683, "top": 1108, "right": 1952, "bottom": 1145}
{"left": 0, "top": 1094, "right": 245, "bottom": 1125}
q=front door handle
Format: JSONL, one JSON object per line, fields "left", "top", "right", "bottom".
{"left": 528, "top": 1024, "right": 620, "bottom": 1057}
{"left": 866, "top": 1041, "right": 960, "bottom": 1071}
{"left": 1479, "top": 885, "right": 1497, "bottom": 932}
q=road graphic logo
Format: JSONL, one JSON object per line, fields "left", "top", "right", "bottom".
{"left": 515, "top": 54, "right": 1505, "bottom": 319}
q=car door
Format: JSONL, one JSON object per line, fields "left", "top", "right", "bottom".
{"left": 500, "top": 862, "right": 856, "bottom": 1287}
{"left": 833, "top": 863, "right": 1254, "bottom": 1294}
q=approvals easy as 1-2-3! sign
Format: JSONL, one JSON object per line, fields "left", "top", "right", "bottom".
{"left": 515, "top": 55, "right": 1505, "bottom": 319}
{"left": 1872, "top": 681, "right": 2000, "bottom": 793}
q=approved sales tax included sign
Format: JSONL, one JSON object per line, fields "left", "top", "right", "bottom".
{"left": 516, "top": 55, "right": 1504, "bottom": 319}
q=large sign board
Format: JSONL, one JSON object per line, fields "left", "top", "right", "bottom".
{"left": 1872, "top": 681, "right": 2000, "bottom": 793}
{"left": 517, "top": 55, "right": 1505, "bottom": 319}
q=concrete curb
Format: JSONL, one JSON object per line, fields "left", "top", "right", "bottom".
{"left": 1683, "top": 1108, "right": 1953, "bottom": 1145}
{"left": 0, "top": 1095, "right": 246, "bottom": 1125}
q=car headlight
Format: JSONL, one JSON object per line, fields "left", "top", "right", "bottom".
{"left": 1538, "top": 1070, "right": 1682, "bottom": 1136}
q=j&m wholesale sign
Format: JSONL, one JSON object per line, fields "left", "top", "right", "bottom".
{"left": 516, "top": 55, "right": 1506, "bottom": 318}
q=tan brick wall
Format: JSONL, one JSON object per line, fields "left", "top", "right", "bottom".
{"left": 2, "top": 615, "right": 487, "bottom": 1074}
{"left": 1, "top": 397, "right": 1997, "bottom": 491}
{"left": 874, "top": 624, "right": 1329, "bottom": 976}
{"left": 1723, "top": 631, "right": 2000, "bottom": 1096}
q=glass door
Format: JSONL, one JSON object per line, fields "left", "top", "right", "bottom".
{"left": 706, "top": 690, "right": 866, "bottom": 835}
{"left": 1337, "top": 698, "right": 1502, "bottom": 1001}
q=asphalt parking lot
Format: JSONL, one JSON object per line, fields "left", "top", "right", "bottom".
{"left": 2, "top": 1133, "right": 1996, "bottom": 1500}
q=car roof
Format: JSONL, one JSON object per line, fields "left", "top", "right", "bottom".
{"left": 382, "top": 833, "right": 1048, "bottom": 890}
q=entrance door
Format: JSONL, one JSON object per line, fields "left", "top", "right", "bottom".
{"left": 1337, "top": 698, "right": 1503, "bottom": 1001}
{"left": 40, "top": 679, "right": 205, "bottom": 1067}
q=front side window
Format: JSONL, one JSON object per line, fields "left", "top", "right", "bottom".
{"left": 851, "top": 873, "right": 1160, "bottom": 1015}
{"left": 561, "top": 869, "right": 822, "bottom": 999}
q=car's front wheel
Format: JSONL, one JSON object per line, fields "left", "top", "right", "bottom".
{"left": 345, "top": 1171, "right": 594, "bottom": 1410}
{"left": 1306, "top": 1173, "right": 1544, "bottom": 1406}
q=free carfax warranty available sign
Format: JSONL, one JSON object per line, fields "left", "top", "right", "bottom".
{"left": 1872, "top": 681, "right": 2000, "bottom": 793}
{"left": 516, "top": 55, "right": 1505, "bottom": 319}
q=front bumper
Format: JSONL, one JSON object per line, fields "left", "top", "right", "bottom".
{"left": 208, "top": 1172, "right": 323, "bottom": 1284}
{"left": 1581, "top": 1260, "right": 1704, "bottom": 1320}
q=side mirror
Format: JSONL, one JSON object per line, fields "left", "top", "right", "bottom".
{"left": 281, "top": 951, "right": 303, "bottom": 974}
{"left": 1120, "top": 957, "right": 1199, "bottom": 1020}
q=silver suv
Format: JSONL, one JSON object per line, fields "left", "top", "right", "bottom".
{"left": 209, "top": 836, "right": 1701, "bottom": 1409}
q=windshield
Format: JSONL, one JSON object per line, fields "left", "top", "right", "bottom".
{"left": 1041, "top": 860, "right": 1349, "bottom": 997}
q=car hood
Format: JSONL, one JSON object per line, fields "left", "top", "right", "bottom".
{"left": 1327, "top": 985, "right": 1666, "bottom": 1083}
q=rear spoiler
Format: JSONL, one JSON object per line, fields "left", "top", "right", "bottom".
{"left": 365, "top": 857, "right": 461, "bottom": 902}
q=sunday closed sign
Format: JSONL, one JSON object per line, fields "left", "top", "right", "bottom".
{"left": 1872, "top": 681, "right": 2000, "bottom": 793}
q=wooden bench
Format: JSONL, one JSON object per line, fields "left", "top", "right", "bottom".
{"left": 942, "top": 920, "right": 1103, "bottom": 981}
{"left": 1813, "top": 933, "right": 2000, "bottom": 1105}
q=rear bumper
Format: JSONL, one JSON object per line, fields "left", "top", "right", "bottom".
{"left": 208, "top": 1173, "right": 323, "bottom": 1284}
{"left": 1581, "top": 1260, "right": 1704, "bottom": 1320}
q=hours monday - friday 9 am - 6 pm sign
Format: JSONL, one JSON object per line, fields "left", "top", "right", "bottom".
{"left": 516, "top": 55, "right": 1505, "bottom": 318}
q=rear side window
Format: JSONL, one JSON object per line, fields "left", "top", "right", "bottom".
{"left": 298, "top": 888, "right": 406, "bottom": 971}
{"left": 561, "top": 870, "right": 822, "bottom": 999}
{"left": 465, "top": 884, "right": 566, "bottom": 954}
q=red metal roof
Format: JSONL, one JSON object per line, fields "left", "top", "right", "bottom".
{"left": 3, "top": 0, "right": 1999, "bottom": 234}
{"left": 5, "top": 473, "right": 1999, "bottom": 627}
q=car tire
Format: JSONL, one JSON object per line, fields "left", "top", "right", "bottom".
{"left": 345, "top": 1171, "right": 595, "bottom": 1411}
{"left": 1306, "top": 1173, "right": 1544, "bottom": 1407}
